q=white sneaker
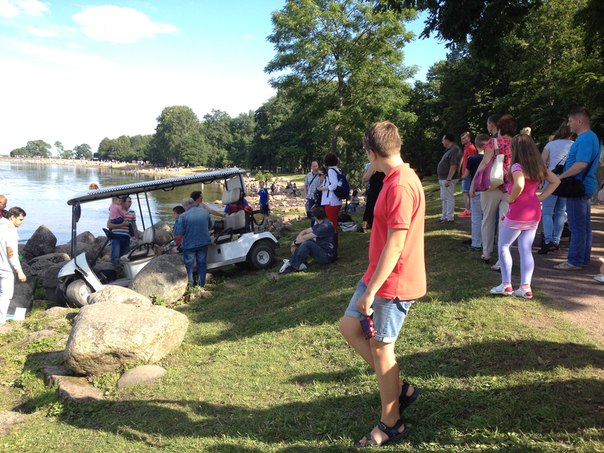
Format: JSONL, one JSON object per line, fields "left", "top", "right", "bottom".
{"left": 298, "top": 263, "right": 307, "bottom": 271}
{"left": 279, "top": 260, "right": 290, "bottom": 274}
{"left": 594, "top": 274, "right": 604, "bottom": 283}
{"left": 490, "top": 284, "right": 513, "bottom": 296}
{"left": 491, "top": 261, "right": 501, "bottom": 271}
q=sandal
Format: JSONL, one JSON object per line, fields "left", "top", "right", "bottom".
{"left": 354, "top": 419, "right": 409, "bottom": 448}
{"left": 399, "top": 381, "right": 420, "bottom": 416}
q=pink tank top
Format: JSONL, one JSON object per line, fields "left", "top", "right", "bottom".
{"left": 503, "top": 163, "right": 541, "bottom": 229}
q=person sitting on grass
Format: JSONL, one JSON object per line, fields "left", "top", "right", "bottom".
{"left": 279, "top": 205, "right": 337, "bottom": 274}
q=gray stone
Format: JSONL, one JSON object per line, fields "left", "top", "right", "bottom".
{"left": 0, "top": 411, "right": 26, "bottom": 436}
{"left": 23, "top": 225, "right": 57, "bottom": 261}
{"left": 11, "top": 279, "right": 34, "bottom": 311}
{"left": 57, "top": 376, "right": 104, "bottom": 402}
{"left": 26, "top": 253, "right": 70, "bottom": 277}
{"left": 42, "top": 365, "right": 75, "bottom": 387}
{"left": 55, "top": 242, "right": 95, "bottom": 261}
{"left": 42, "top": 262, "right": 69, "bottom": 290}
{"left": 43, "top": 306, "right": 70, "bottom": 318}
{"left": 117, "top": 365, "right": 167, "bottom": 388}
{"left": 25, "top": 329, "right": 57, "bottom": 343}
{"left": 130, "top": 253, "right": 188, "bottom": 304}
{"left": 150, "top": 221, "right": 174, "bottom": 246}
{"left": 87, "top": 285, "right": 152, "bottom": 307}
{"left": 64, "top": 302, "right": 189, "bottom": 375}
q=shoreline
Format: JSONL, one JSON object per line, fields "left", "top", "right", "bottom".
{"left": 0, "top": 156, "right": 206, "bottom": 178}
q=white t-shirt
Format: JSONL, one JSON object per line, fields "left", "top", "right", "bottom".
{"left": 0, "top": 218, "right": 21, "bottom": 274}
{"left": 544, "top": 139, "right": 574, "bottom": 171}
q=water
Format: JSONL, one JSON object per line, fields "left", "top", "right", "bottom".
{"left": 0, "top": 161, "right": 223, "bottom": 245}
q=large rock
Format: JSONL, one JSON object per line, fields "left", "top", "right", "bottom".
{"left": 117, "top": 365, "right": 167, "bottom": 388}
{"left": 27, "top": 252, "right": 70, "bottom": 278}
{"left": 150, "top": 221, "right": 174, "bottom": 246}
{"left": 64, "top": 302, "right": 189, "bottom": 375}
{"left": 42, "top": 262, "right": 67, "bottom": 290}
{"left": 55, "top": 242, "right": 95, "bottom": 261}
{"left": 23, "top": 225, "right": 57, "bottom": 261}
{"left": 87, "top": 285, "right": 152, "bottom": 307}
{"left": 130, "top": 253, "right": 188, "bottom": 304}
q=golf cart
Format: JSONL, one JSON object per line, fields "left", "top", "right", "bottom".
{"left": 57, "top": 169, "right": 279, "bottom": 307}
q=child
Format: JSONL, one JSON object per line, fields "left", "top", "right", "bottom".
{"left": 258, "top": 180, "right": 270, "bottom": 215}
{"left": 108, "top": 196, "right": 134, "bottom": 237}
{"left": 490, "top": 134, "right": 560, "bottom": 298}
{"left": 172, "top": 205, "right": 185, "bottom": 248}
{"left": 463, "top": 133, "right": 489, "bottom": 251}
{"left": 349, "top": 189, "right": 360, "bottom": 213}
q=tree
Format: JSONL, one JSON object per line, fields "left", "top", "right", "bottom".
{"left": 229, "top": 111, "right": 255, "bottom": 167}
{"left": 148, "top": 106, "right": 202, "bottom": 166}
{"left": 10, "top": 140, "right": 52, "bottom": 157}
{"left": 73, "top": 143, "right": 92, "bottom": 160}
{"left": 265, "top": 0, "right": 415, "bottom": 171}
{"left": 201, "top": 110, "right": 233, "bottom": 167}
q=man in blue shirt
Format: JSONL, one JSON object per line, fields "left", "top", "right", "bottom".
{"left": 175, "top": 197, "right": 213, "bottom": 287}
{"left": 258, "top": 181, "right": 270, "bottom": 215}
{"left": 554, "top": 106, "right": 601, "bottom": 270}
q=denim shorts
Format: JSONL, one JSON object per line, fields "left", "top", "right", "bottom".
{"left": 461, "top": 177, "right": 472, "bottom": 192}
{"left": 344, "top": 279, "right": 414, "bottom": 343}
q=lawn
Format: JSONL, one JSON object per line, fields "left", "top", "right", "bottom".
{"left": 0, "top": 179, "right": 602, "bottom": 452}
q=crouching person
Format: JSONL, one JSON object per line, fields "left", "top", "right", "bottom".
{"left": 279, "top": 206, "right": 336, "bottom": 274}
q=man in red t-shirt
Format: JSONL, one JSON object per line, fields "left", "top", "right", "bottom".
{"left": 339, "top": 121, "right": 426, "bottom": 448}
{"left": 460, "top": 131, "right": 477, "bottom": 217}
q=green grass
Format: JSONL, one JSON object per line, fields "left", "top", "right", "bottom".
{"left": 0, "top": 178, "right": 602, "bottom": 452}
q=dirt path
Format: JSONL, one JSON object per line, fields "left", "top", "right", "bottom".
{"left": 459, "top": 202, "right": 603, "bottom": 343}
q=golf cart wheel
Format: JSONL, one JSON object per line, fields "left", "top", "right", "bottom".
{"left": 66, "top": 279, "right": 94, "bottom": 308}
{"left": 248, "top": 241, "right": 275, "bottom": 270}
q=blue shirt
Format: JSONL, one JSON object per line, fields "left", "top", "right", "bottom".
{"left": 174, "top": 206, "right": 212, "bottom": 250}
{"left": 312, "top": 219, "right": 336, "bottom": 257}
{"left": 259, "top": 188, "right": 269, "bottom": 205}
{"left": 564, "top": 129, "right": 600, "bottom": 196}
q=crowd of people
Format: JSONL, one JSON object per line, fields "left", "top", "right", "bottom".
{"left": 437, "top": 105, "right": 604, "bottom": 295}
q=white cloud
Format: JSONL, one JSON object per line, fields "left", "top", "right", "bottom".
{"left": 15, "top": 0, "right": 47, "bottom": 16}
{"left": 243, "top": 34, "right": 255, "bottom": 41}
{"left": 72, "top": 5, "right": 177, "bottom": 44}
{"left": 0, "top": 0, "right": 20, "bottom": 18}
{"left": 26, "top": 25, "right": 57, "bottom": 37}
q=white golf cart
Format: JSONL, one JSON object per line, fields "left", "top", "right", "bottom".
{"left": 57, "top": 169, "right": 279, "bottom": 307}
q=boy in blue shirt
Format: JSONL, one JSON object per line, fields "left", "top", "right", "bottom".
{"left": 258, "top": 181, "right": 270, "bottom": 215}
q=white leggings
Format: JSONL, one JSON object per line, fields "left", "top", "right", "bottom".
{"left": 498, "top": 226, "right": 537, "bottom": 286}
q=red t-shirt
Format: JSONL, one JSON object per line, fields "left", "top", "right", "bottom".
{"left": 461, "top": 143, "right": 477, "bottom": 176}
{"left": 362, "top": 163, "right": 426, "bottom": 300}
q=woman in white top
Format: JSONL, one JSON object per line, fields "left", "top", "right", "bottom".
{"left": 318, "top": 152, "right": 343, "bottom": 245}
{"left": 539, "top": 122, "right": 574, "bottom": 254}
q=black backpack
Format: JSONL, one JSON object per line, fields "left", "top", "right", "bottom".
{"left": 331, "top": 168, "right": 350, "bottom": 200}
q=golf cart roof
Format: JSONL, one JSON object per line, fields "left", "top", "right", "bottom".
{"left": 67, "top": 168, "right": 246, "bottom": 205}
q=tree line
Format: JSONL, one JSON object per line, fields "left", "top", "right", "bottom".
{"left": 10, "top": 0, "right": 603, "bottom": 183}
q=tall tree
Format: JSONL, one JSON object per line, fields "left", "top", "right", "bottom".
{"left": 73, "top": 143, "right": 92, "bottom": 160}
{"left": 149, "top": 106, "right": 201, "bottom": 166}
{"left": 266, "top": 0, "right": 415, "bottom": 170}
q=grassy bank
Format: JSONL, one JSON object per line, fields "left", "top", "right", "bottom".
{"left": 0, "top": 179, "right": 602, "bottom": 452}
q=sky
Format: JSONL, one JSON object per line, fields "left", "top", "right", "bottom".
{"left": 0, "top": 0, "right": 447, "bottom": 155}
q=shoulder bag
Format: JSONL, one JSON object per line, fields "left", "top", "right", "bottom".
{"left": 474, "top": 138, "right": 504, "bottom": 191}
{"left": 553, "top": 154, "right": 598, "bottom": 198}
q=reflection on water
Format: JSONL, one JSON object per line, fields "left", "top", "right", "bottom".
{"left": 0, "top": 162, "right": 223, "bottom": 245}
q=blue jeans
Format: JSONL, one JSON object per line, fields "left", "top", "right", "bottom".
{"left": 111, "top": 236, "right": 130, "bottom": 265}
{"left": 290, "top": 240, "right": 334, "bottom": 270}
{"left": 541, "top": 185, "right": 566, "bottom": 245}
{"left": 183, "top": 245, "right": 209, "bottom": 287}
{"left": 565, "top": 196, "right": 592, "bottom": 267}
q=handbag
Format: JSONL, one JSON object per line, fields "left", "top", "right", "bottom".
{"left": 552, "top": 152, "right": 599, "bottom": 198}
{"left": 474, "top": 138, "right": 504, "bottom": 191}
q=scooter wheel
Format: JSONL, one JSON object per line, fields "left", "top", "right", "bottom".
{"left": 66, "top": 280, "right": 94, "bottom": 308}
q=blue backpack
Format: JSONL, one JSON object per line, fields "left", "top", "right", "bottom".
{"left": 332, "top": 168, "right": 350, "bottom": 200}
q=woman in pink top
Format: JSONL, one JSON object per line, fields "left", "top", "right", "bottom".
{"left": 490, "top": 134, "right": 560, "bottom": 299}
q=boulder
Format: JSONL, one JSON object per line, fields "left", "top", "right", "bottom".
{"left": 130, "top": 254, "right": 188, "bottom": 304}
{"left": 87, "top": 285, "right": 152, "bottom": 307}
{"left": 23, "top": 225, "right": 57, "bottom": 261}
{"left": 0, "top": 411, "right": 26, "bottom": 436}
{"left": 57, "top": 376, "right": 104, "bottom": 402}
{"left": 150, "top": 221, "right": 174, "bottom": 246}
{"left": 27, "top": 253, "right": 70, "bottom": 278}
{"left": 64, "top": 302, "right": 189, "bottom": 375}
{"left": 55, "top": 242, "right": 95, "bottom": 261}
{"left": 74, "top": 231, "right": 97, "bottom": 246}
{"left": 117, "top": 365, "right": 167, "bottom": 388}
{"left": 42, "top": 262, "right": 67, "bottom": 290}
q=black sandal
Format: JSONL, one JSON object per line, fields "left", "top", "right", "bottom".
{"left": 354, "top": 419, "right": 409, "bottom": 448}
{"left": 399, "top": 380, "right": 420, "bottom": 416}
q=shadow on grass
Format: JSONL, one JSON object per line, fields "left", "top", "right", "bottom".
{"left": 14, "top": 376, "right": 602, "bottom": 449}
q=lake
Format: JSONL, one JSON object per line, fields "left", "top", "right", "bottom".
{"left": 0, "top": 161, "right": 223, "bottom": 245}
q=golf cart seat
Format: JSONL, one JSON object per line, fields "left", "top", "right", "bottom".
{"left": 222, "top": 188, "right": 248, "bottom": 231}
{"left": 119, "top": 227, "right": 156, "bottom": 279}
